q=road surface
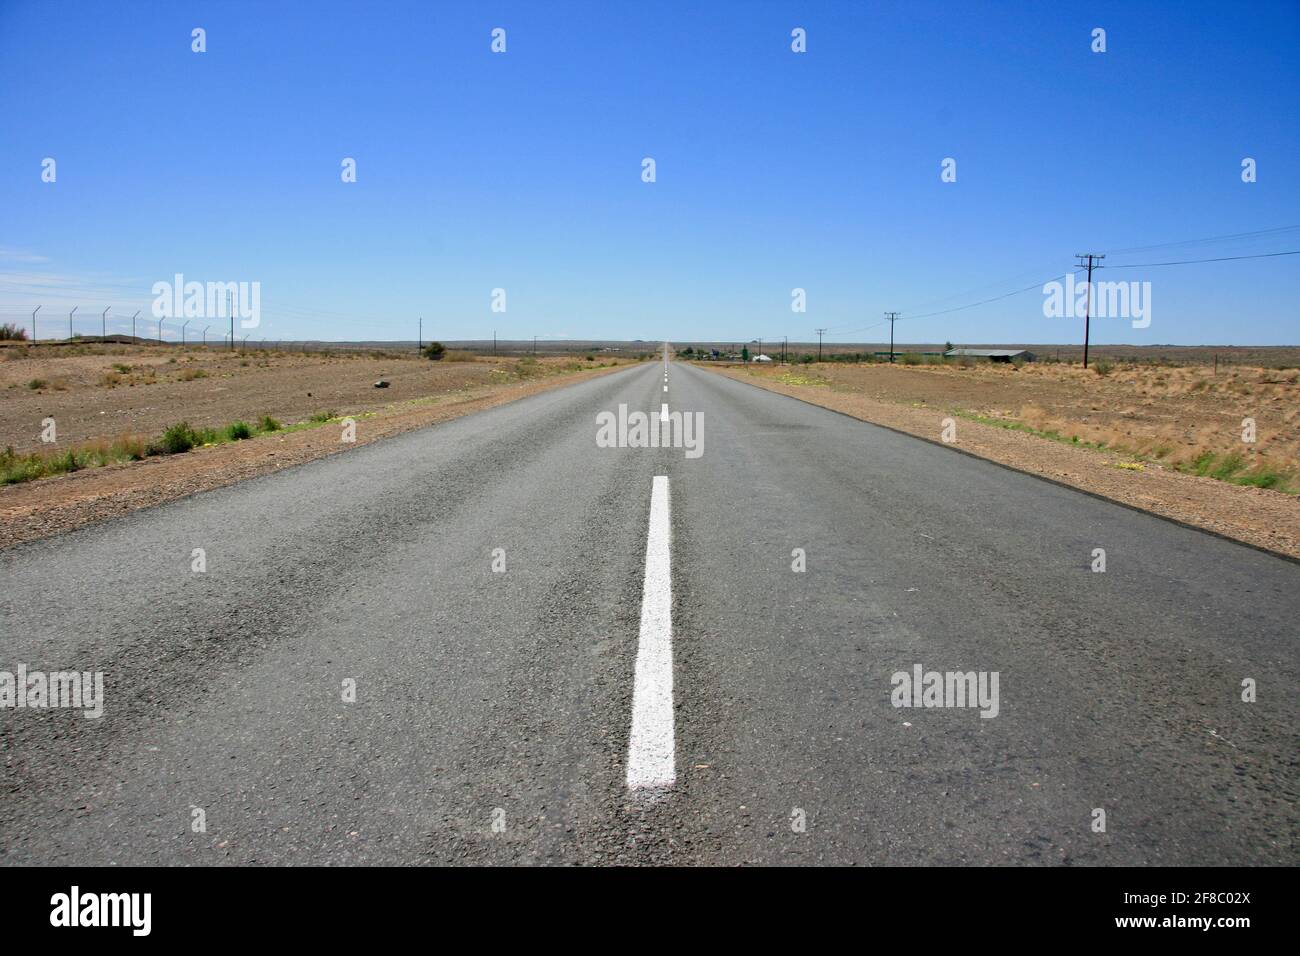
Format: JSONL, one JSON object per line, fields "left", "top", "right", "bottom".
{"left": 2, "top": 357, "right": 1296, "bottom": 865}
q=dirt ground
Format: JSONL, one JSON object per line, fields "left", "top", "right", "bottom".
{"left": 0, "top": 343, "right": 606, "bottom": 453}
{"left": 709, "top": 360, "right": 1300, "bottom": 560}
{"left": 0, "top": 345, "right": 638, "bottom": 549}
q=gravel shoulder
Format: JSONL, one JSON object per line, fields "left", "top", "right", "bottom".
{"left": 706, "top": 364, "right": 1300, "bottom": 561}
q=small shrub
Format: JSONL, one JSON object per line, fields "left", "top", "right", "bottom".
{"left": 901, "top": 353, "right": 922, "bottom": 366}
{"left": 422, "top": 341, "right": 446, "bottom": 361}
{"left": 0, "top": 322, "right": 29, "bottom": 341}
{"left": 225, "top": 421, "right": 253, "bottom": 441}
{"left": 1209, "top": 453, "right": 1245, "bottom": 481}
{"left": 160, "top": 421, "right": 200, "bottom": 454}
{"left": 1092, "top": 360, "right": 1113, "bottom": 377}
{"left": 1187, "top": 450, "right": 1218, "bottom": 477}
{"left": 258, "top": 415, "right": 281, "bottom": 432}
{"left": 1237, "top": 467, "right": 1282, "bottom": 490}
{"left": 27, "top": 378, "right": 47, "bottom": 390}
{"left": 47, "top": 449, "right": 85, "bottom": 475}
{"left": 112, "top": 434, "right": 149, "bottom": 461}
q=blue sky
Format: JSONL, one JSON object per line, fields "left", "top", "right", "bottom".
{"left": 1, "top": 0, "right": 1297, "bottom": 345}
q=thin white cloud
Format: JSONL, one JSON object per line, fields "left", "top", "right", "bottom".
{"left": 0, "top": 269, "right": 153, "bottom": 311}
{"left": 0, "top": 247, "right": 51, "bottom": 264}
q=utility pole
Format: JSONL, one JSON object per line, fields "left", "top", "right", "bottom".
{"left": 816, "top": 328, "right": 826, "bottom": 362}
{"left": 31, "top": 305, "right": 39, "bottom": 344}
{"left": 159, "top": 316, "right": 164, "bottom": 344}
{"left": 69, "top": 306, "right": 77, "bottom": 341}
{"left": 131, "top": 310, "right": 139, "bottom": 342}
{"left": 228, "top": 290, "right": 234, "bottom": 351}
{"left": 885, "top": 312, "right": 900, "bottom": 363}
{"left": 493, "top": 330, "right": 496, "bottom": 355}
{"left": 101, "top": 307, "right": 108, "bottom": 340}
{"left": 202, "top": 325, "right": 210, "bottom": 347}
{"left": 418, "top": 317, "right": 422, "bottom": 352}
{"left": 182, "top": 320, "right": 191, "bottom": 345}
{"left": 533, "top": 335, "right": 537, "bottom": 355}
{"left": 783, "top": 336, "right": 787, "bottom": 365}
{"left": 1075, "top": 254, "right": 1104, "bottom": 369}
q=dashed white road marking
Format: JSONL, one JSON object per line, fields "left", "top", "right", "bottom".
{"left": 663, "top": 385, "right": 668, "bottom": 392}
{"left": 627, "top": 475, "right": 675, "bottom": 790}
{"left": 660, "top": 402, "right": 669, "bottom": 422}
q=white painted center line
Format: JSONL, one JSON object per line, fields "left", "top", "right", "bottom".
{"left": 626, "top": 475, "right": 675, "bottom": 790}
{"left": 663, "top": 385, "right": 668, "bottom": 392}
{"left": 660, "top": 402, "right": 669, "bottom": 422}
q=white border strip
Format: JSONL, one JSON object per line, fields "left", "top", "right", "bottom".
{"left": 626, "top": 475, "right": 675, "bottom": 789}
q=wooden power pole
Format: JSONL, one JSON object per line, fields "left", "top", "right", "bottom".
{"left": 1075, "top": 253, "right": 1104, "bottom": 369}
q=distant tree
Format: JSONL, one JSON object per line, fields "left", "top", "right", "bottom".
{"left": 423, "top": 341, "right": 446, "bottom": 360}
{"left": 741, "top": 345, "right": 750, "bottom": 363}
{"left": 944, "top": 341, "right": 954, "bottom": 354}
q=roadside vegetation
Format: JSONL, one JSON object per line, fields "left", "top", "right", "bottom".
{"left": 954, "top": 404, "right": 1296, "bottom": 494}
{"left": 0, "top": 412, "right": 343, "bottom": 486}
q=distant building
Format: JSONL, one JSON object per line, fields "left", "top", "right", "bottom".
{"left": 944, "top": 348, "right": 1035, "bottom": 363}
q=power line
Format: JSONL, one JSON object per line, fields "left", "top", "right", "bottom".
{"left": 1100, "top": 224, "right": 1300, "bottom": 257}
{"left": 890, "top": 261, "right": 1068, "bottom": 319}
{"left": 900, "top": 274, "right": 1080, "bottom": 321}
{"left": 825, "top": 318, "right": 889, "bottom": 337}
{"left": 1103, "top": 250, "right": 1300, "bottom": 268}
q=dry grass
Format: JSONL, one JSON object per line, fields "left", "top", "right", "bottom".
{"left": 1, "top": 432, "right": 151, "bottom": 484}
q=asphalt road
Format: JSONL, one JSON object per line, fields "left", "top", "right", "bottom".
{"left": 2, "top": 357, "right": 1296, "bottom": 865}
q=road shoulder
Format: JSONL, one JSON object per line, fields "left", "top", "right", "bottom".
{"left": 703, "top": 364, "right": 1300, "bottom": 561}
